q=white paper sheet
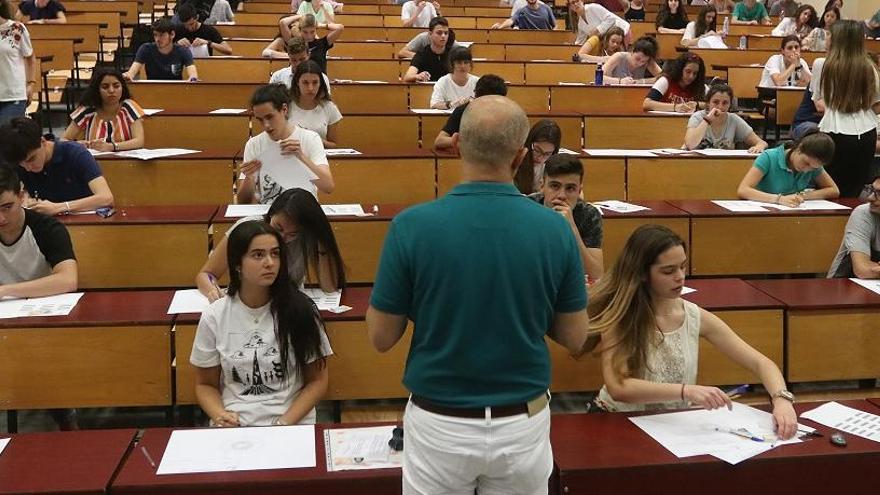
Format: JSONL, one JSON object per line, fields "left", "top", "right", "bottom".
{"left": 351, "top": 80, "right": 388, "bottom": 84}
{"left": 583, "top": 149, "right": 657, "bottom": 157}
{"left": 557, "top": 147, "right": 580, "bottom": 155}
{"left": 157, "top": 425, "right": 316, "bottom": 475}
{"left": 324, "top": 148, "right": 362, "bottom": 156}
{"left": 681, "top": 286, "right": 697, "bottom": 295}
{"left": 593, "top": 200, "right": 651, "bottom": 213}
{"left": 189, "top": 44, "right": 210, "bottom": 59}
{"left": 647, "top": 110, "right": 691, "bottom": 116}
{"left": 141, "top": 108, "right": 163, "bottom": 116}
{"left": 114, "top": 148, "right": 200, "bottom": 160}
{"left": 757, "top": 200, "right": 851, "bottom": 211}
{"left": 558, "top": 81, "right": 587, "bottom": 86}
{"left": 0, "top": 293, "right": 84, "bottom": 319}
{"left": 325, "top": 426, "right": 402, "bottom": 471}
{"left": 651, "top": 148, "right": 691, "bottom": 155}
{"left": 800, "top": 401, "right": 880, "bottom": 442}
{"left": 692, "top": 149, "right": 758, "bottom": 157}
{"left": 258, "top": 142, "right": 320, "bottom": 197}
{"left": 225, "top": 204, "right": 271, "bottom": 218}
{"left": 0, "top": 438, "right": 9, "bottom": 455}
{"left": 849, "top": 277, "right": 880, "bottom": 296}
{"left": 167, "top": 289, "right": 211, "bottom": 315}
{"left": 300, "top": 288, "right": 342, "bottom": 311}
{"left": 321, "top": 204, "right": 365, "bottom": 216}
{"left": 697, "top": 35, "right": 728, "bottom": 49}
{"left": 711, "top": 200, "right": 770, "bottom": 212}
{"left": 629, "top": 402, "right": 805, "bottom": 465}
{"left": 410, "top": 108, "right": 452, "bottom": 114}
{"left": 209, "top": 108, "right": 247, "bottom": 114}
{"left": 87, "top": 149, "right": 115, "bottom": 156}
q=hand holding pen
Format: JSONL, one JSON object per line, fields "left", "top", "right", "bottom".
{"left": 683, "top": 384, "right": 733, "bottom": 410}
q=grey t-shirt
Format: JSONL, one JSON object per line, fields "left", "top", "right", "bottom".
{"left": 686, "top": 110, "right": 754, "bottom": 150}
{"left": 607, "top": 52, "right": 649, "bottom": 80}
{"left": 827, "top": 203, "right": 880, "bottom": 278}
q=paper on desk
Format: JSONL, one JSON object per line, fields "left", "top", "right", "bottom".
{"left": 849, "top": 277, "right": 880, "bottom": 296}
{"left": 225, "top": 204, "right": 270, "bottom": 218}
{"left": 593, "top": 200, "right": 651, "bottom": 213}
{"left": 757, "top": 200, "right": 851, "bottom": 211}
{"left": 0, "top": 437, "right": 9, "bottom": 455}
{"left": 800, "top": 401, "right": 880, "bottom": 443}
{"left": 410, "top": 108, "right": 452, "bottom": 114}
{"left": 0, "top": 292, "right": 84, "bottom": 319}
{"left": 87, "top": 149, "right": 115, "bottom": 156}
{"left": 157, "top": 425, "right": 316, "bottom": 475}
{"left": 629, "top": 402, "right": 806, "bottom": 465}
{"left": 141, "top": 108, "right": 163, "bottom": 116}
{"left": 583, "top": 149, "right": 657, "bottom": 157}
{"left": 692, "top": 149, "right": 758, "bottom": 157}
{"left": 301, "top": 288, "right": 342, "bottom": 311}
{"left": 558, "top": 81, "right": 587, "bottom": 86}
{"left": 167, "top": 289, "right": 210, "bottom": 315}
{"left": 325, "top": 426, "right": 402, "bottom": 471}
{"left": 351, "top": 80, "right": 388, "bottom": 84}
{"left": 557, "top": 147, "right": 580, "bottom": 155}
{"left": 322, "top": 204, "right": 365, "bottom": 216}
{"left": 114, "top": 148, "right": 200, "bottom": 160}
{"left": 711, "top": 200, "right": 770, "bottom": 212}
{"left": 259, "top": 142, "right": 319, "bottom": 195}
{"left": 697, "top": 35, "right": 728, "bottom": 49}
{"left": 651, "top": 148, "right": 691, "bottom": 155}
{"left": 188, "top": 44, "right": 210, "bottom": 59}
{"left": 324, "top": 148, "right": 362, "bottom": 156}
{"left": 681, "top": 286, "right": 697, "bottom": 295}
{"left": 209, "top": 108, "right": 247, "bottom": 114}
{"left": 456, "top": 41, "right": 474, "bottom": 48}
{"left": 647, "top": 110, "right": 692, "bottom": 116}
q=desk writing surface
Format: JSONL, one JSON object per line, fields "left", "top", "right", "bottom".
{"left": 869, "top": 398, "right": 880, "bottom": 410}
{"left": 0, "top": 290, "right": 174, "bottom": 329}
{"left": 552, "top": 400, "right": 880, "bottom": 494}
{"left": 0, "top": 429, "right": 137, "bottom": 495}
{"left": 599, "top": 201, "right": 690, "bottom": 271}
{"left": 111, "top": 426, "right": 401, "bottom": 494}
{"left": 682, "top": 278, "right": 783, "bottom": 311}
{"left": 747, "top": 279, "right": 880, "bottom": 310}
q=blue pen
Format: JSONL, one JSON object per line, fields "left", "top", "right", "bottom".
{"left": 725, "top": 384, "right": 750, "bottom": 398}
{"left": 716, "top": 427, "right": 767, "bottom": 442}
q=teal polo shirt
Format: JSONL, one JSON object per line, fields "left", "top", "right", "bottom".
{"left": 370, "top": 181, "right": 587, "bottom": 408}
{"left": 753, "top": 144, "right": 824, "bottom": 194}
{"left": 732, "top": 2, "right": 768, "bottom": 22}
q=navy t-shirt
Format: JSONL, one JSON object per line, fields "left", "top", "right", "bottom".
{"left": 20, "top": 141, "right": 102, "bottom": 202}
{"left": 792, "top": 88, "right": 820, "bottom": 127}
{"left": 134, "top": 43, "right": 194, "bottom": 80}
{"left": 18, "top": 0, "right": 65, "bottom": 20}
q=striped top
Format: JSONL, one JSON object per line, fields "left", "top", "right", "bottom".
{"left": 69, "top": 99, "right": 145, "bottom": 144}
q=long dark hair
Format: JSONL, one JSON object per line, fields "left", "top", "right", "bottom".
{"left": 291, "top": 59, "right": 331, "bottom": 104}
{"left": 0, "top": 0, "right": 13, "bottom": 19}
{"left": 265, "top": 188, "right": 346, "bottom": 289}
{"left": 818, "top": 6, "right": 840, "bottom": 29}
{"left": 663, "top": 52, "right": 706, "bottom": 100}
{"left": 226, "top": 220, "right": 327, "bottom": 380}
{"left": 514, "top": 119, "right": 561, "bottom": 194}
{"left": 79, "top": 67, "right": 132, "bottom": 109}
{"left": 694, "top": 5, "right": 717, "bottom": 38}
{"left": 656, "top": 0, "right": 688, "bottom": 29}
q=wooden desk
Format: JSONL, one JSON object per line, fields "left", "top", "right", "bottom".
{"left": 196, "top": 57, "right": 276, "bottom": 83}
{"left": 869, "top": 398, "right": 880, "bottom": 410}
{"left": 339, "top": 113, "right": 420, "bottom": 150}
{"left": 0, "top": 429, "right": 137, "bottom": 494}
{"left": 419, "top": 112, "right": 583, "bottom": 151}
{"left": 142, "top": 112, "right": 252, "bottom": 152}
{"left": 130, "top": 82, "right": 256, "bottom": 112}
{"left": 690, "top": 48, "right": 819, "bottom": 78}
{"left": 627, "top": 156, "right": 753, "bottom": 200}
{"left": 747, "top": 279, "right": 880, "bottom": 382}
{"left": 0, "top": 292, "right": 173, "bottom": 410}
{"left": 776, "top": 87, "right": 805, "bottom": 127}
{"left": 551, "top": 400, "right": 880, "bottom": 495}
{"left": 60, "top": 205, "right": 216, "bottom": 288}
{"left": 667, "top": 199, "right": 855, "bottom": 276}
{"left": 584, "top": 115, "right": 689, "bottom": 149}
{"left": 98, "top": 151, "right": 233, "bottom": 206}
{"left": 321, "top": 150, "right": 437, "bottom": 205}
{"left": 599, "top": 201, "right": 690, "bottom": 271}
{"left": 111, "top": 426, "right": 401, "bottom": 494}
{"left": 64, "top": 0, "right": 138, "bottom": 25}
{"left": 550, "top": 85, "right": 649, "bottom": 114}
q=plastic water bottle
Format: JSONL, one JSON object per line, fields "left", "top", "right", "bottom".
{"left": 722, "top": 16, "right": 729, "bottom": 36}
{"left": 816, "top": 28, "right": 826, "bottom": 51}
{"left": 738, "top": 35, "right": 747, "bottom": 50}
{"left": 595, "top": 63, "right": 604, "bottom": 86}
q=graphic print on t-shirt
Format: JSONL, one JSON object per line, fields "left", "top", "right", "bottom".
{"left": 228, "top": 331, "right": 282, "bottom": 396}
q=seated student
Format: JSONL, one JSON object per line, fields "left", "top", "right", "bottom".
{"left": 827, "top": 171, "right": 880, "bottom": 279}
{"left": 61, "top": 68, "right": 145, "bottom": 152}
{"left": 767, "top": 0, "right": 797, "bottom": 18}
{"left": 238, "top": 84, "right": 333, "bottom": 204}
{"left": 491, "top": 0, "right": 555, "bottom": 30}
{"left": 192, "top": 220, "right": 333, "bottom": 427}
{"left": 205, "top": 0, "right": 234, "bottom": 25}
{"left": 398, "top": 29, "right": 460, "bottom": 59}
{"left": 297, "top": 0, "right": 335, "bottom": 25}
{"left": 430, "top": 46, "right": 478, "bottom": 110}
{"left": 772, "top": 4, "right": 818, "bottom": 39}
{"left": 577, "top": 25, "right": 625, "bottom": 64}
{"left": 401, "top": 0, "right": 439, "bottom": 29}
{"left": 684, "top": 83, "right": 768, "bottom": 152}
{"left": 15, "top": 0, "right": 65, "bottom": 24}
{"left": 589, "top": 224, "right": 798, "bottom": 441}
{"left": 623, "top": 0, "right": 645, "bottom": 22}
{"left": 174, "top": 4, "right": 232, "bottom": 56}
{"left": 433, "top": 73, "right": 507, "bottom": 151}
{"left": 601, "top": 36, "right": 662, "bottom": 85}
{"left": 681, "top": 5, "right": 719, "bottom": 48}
{"left": 790, "top": 87, "right": 821, "bottom": 140}
{"left": 802, "top": 6, "right": 838, "bottom": 52}
{"left": 0, "top": 117, "right": 114, "bottom": 215}
{"left": 569, "top": 1, "right": 631, "bottom": 46}
{"left": 123, "top": 17, "right": 199, "bottom": 81}
{"left": 758, "top": 35, "right": 811, "bottom": 89}
{"left": 402, "top": 17, "right": 452, "bottom": 82}
{"left": 643, "top": 52, "right": 706, "bottom": 113}
{"left": 288, "top": 60, "right": 341, "bottom": 148}
{"left": 707, "top": 0, "right": 735, "bottom": 15}
{"left": 656, "top": 0, "right": 689, "bottom": 34}
{"left": 731, "top": 0, "right": 771, "bottom": 25}
{"left": 264, "top": 14, "right": 344, "bottom": 65}
{"left": 514, "top": 119, "right": 561, "bottom": 195}
{"left": 737, "top": 130, "right": 839, "bottom": 207}
{"left": 267, "top": 36, "right": 332, "bottom": 92}
{"left": 864, "top": 8, "right": 880, "bottom": 38}
{"left": 196, "top": 188, "right": 345, "bottom": 301}
{"left": 528, "top": 154, "right": 604, "bottom": 281}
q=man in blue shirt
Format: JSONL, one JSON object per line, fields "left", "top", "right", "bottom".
{"left": 16, "top": 0, "right": 66, "bottom": 24}
{"left": 491, "top": 0, "right": 556, "bottom": 30}
{"left": 0, "top": 117, "right": 114, "bottom": 215}
{"left": 123, "top": 17, "right": 199, "bottom": 81}
{"left": 367, "top": 96, "right": 593, "bottom": 494}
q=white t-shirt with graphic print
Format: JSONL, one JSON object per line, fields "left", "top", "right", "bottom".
{"left": 243, "top": 127, "right": 328, "bottom": 203}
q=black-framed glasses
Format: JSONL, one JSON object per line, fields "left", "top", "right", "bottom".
{"left": 531, "top": 144, "right": 554, "bottom": 159}
{"left": 861, "top": 183, "right": 879, "bottom": 199}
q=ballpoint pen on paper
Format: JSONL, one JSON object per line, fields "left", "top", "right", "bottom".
{"left": 725, "top": 384, "right": 750, "bottom": 400}
{"left": 715, "top": 427, "right": 768, "bottom": 442}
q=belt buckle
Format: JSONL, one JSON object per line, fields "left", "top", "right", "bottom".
{"left": 526, "top": 392, "right": 549, "bottom": 417}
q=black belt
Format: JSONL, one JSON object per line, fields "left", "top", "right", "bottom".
{"left": 411, "top": 395, "right": 533, "bottom": 419}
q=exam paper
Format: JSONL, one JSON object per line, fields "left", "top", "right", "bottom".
{"left": 0, "top": 293, "right": 84, "bottom": 319}
{"left": 681, "top": 286, "right": 697, "bottom": 295}
{"left": 849, "top": 277, "right": 880, "bottom": 296}
{"left": 157, "top": 425, "right": 316, "bottom": 475}
{"left": 410, "top": 108, "right": 452, "bottom": 114}
{"left": 647, "top": 110, "right": 691, "bottom": 116}
{"left": 258, "top": 142, "right": 320, "bottom": 200}
{"left": 225, "top": 204, "right": 270, "bottom": 218}
{"left": 87, "top": 149, "right": 115, "bottom": 156}
{"left": 711, "top": 200, "right": 770, "bottom": 212}
{"left": 141, "top": 108, "right": 163, "bottom": 116}
{"left": 593, "top": 200, "right": 651, "bottom": 213}
{"left": 209, "top": 108, "right": 247, "bottom": 114}
{"left": 167, "top": 289, "right": 210, "bottom": 315}
{"left": 324, "top": 148, "right": 362, "bottom": 156}
{"left": 557, "top": 147, "right": 580, "bottom": 155}
{"left": 0, "top": 438, "right": 9, "bottom": 455}
{"left": 189, "top": 44, "right": 210, "bottom": 59}
{"left": 651, "top": 148, "right": 691, "bottom": 155}
{"left": 325, "top": 426, "right": 402, "bottom": 471}
{"left": 301, "top": 288, "right": 343, "bottom": 311}
{"left": 583, "top": 149, "right": 657, "bottom": 157}
{"left": 692, "top": 149, "right": 758, "bottom": 157}
{"left": 800, "top": 402, "right": 880, "bottom": 443}
{"left": 757, "top": 200, "right": 851, "bottom": 211}
{"left": 114, "top": 148, "right": 200, "bottom": 160}
{"left": 322, "top": 204, "right": 365, "bottom": 216}
{"left": 697, "top": 35, "right": 728, "bottom": 49}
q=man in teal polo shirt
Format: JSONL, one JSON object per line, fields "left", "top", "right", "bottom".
{"left": 732, "top": 0, "right": 771, "bottom": 25}
{"left": 366, "top": 96, "right": 593, "bottom": 495}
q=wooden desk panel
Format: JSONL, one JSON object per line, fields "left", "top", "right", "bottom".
{"left": 321, "top": 156, "right": 436, "bottom": 204}
{"left": 130, "top": 82, "right": 256, "bottom": 112}
{"left": 27, "top": 23, "right": 101, "bottom": 53}
{"left": 333, "top": 220, "right": 389, "bottom": 283}
{"left": 338, "top": 115, "right": 420, "bottom": 150}
{"left": 326, "top": 320, "right": 411, "bottom": 399}
{"left": 537, "top": 115, "right": 582, "bottom": 151}
{"left": 505, "top": 45, "right": 579, "bottom": 62}
{"left": 0, "top": 429, "right": 137, "bottom": 495}
{"left": 471, "top": 61, "right": 525, "bottom": 84}
{"left": 67, "top": 12, "right": 121, "bottom": 39}
{"left": 65, "top": 0, "right": 138, "bottom": 24}
{"left": 776, "top": 87, "right": 805, "bottom": 126}
{"left": 487, "top": 29, "right": 574, "bottom": 44}
{"left": 585, "top": 115, "right": 688, "bottom": 149}
{"left": 627, "top": 157, "right": 753, "bottom": 200}
{"left": 600, "top": 202, "right": 690, "bottom": 271}
{"left": 334, "top": 84, "right": 409, "bottom": 113}
{"left": 100, "top": 156, "right": 233, "bottom": 206}
{"left": 550, "top": 85, "right": 649, "bottom": 114}
{"left": 508, "top": 85, "right": 552, "bottom": 113}
{"left": 698, "top": 309, "right": 783, "bottom": 384}
{"left": 726, "top": 66, "right": 763, "bottom": 100}
{"left": 332, "top": 42, "right": 398, "bottom": 59}
{"left": 31, "top": 39, "right": 75, "bottom": 73}
{"left": 143, "top": 114, "right": 251, "bottom": 151}
{"left": 526, "top": 63, "right": 595, "bottom": 85}
{"left": 194, "top": 58, "right": 275, "bottom": 83}
{"left": 174, "top": 323, "right": 198, "bottom": 404}
{"left": 327, "top": 59, "right": 401, "bottom": 81}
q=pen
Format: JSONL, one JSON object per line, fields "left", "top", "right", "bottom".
{"left": 715, "top": 427, "right": 767, "bottom": 442}
{"left": 140, "top": 445, "right": 157, "bottom": 468}
{"left": 725, "top": 384, "right": 750, "bottom": 399}
{"left": 797, "top": 428, "right": 823, "bottom": 438}
{"left": 207, "top": 273, "right": 222, "bottom": 293}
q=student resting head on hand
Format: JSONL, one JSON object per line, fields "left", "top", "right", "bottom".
{"left": 513, "top": 118, "right": 561, "bottom": 195}
{"left": 684, "top": 83, "right": 767, "bottom": 152}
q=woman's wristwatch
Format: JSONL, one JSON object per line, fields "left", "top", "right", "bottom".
{"left": 272, "top": 417, "right": 290, "bottom": 426}
{"left": 771, "top": 389, "right": 795, "bottom": 403}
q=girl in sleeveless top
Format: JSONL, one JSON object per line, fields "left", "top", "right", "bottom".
{"left": 643, "top": 52, "right": 706, "bottom": 113}
{"left": 588, "top": 225, "right": 797, "bottom": 440}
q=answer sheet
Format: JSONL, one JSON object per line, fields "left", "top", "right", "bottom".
{"left": 849, "top": 278, "right": 880, "bottom": 296}
{"left": 325, "top": 426, "right": 402, "bottom": 471}
{"left": 583, "top": 149, "right": 657, "bottom": 157}
{"left": 113, "top": 148, "right": 200, "bottom": 160}
{"left": 300, "top": 289, "right": 343, "bottom": 311}
{"left": 167, "top": 289, "right": 210, "bottom": 315}
{"left": 321, "top": 204, "right": 365, "bottom": 216}
{"left": 157, "top": 425, "right": 316, "bottom": 475}
{"left": 224, "top": 204, "right": 271, "bottom": 218}
{"left": 800, "top": 402, "right": 880, "bottom": 443}
{"left": 0, "top": 293, "right": 84, "bottom": 319}
{"left": 593, "top": 200, "right": 651, "bottom": 213}
{"left": 324, "top": 148, "right": 362, "bottom": 156}
{"left": 692, "top": 149, "right": 758, "bottom": 157}
{"left": 0, "top": 437, "right": 10, "bottom": 455}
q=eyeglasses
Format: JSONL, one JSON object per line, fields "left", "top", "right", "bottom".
{"left": 531, "top": 144, "right": 554, "bottom": 159}
{"left": 861, "top": 183, "right": 880, "bottom": 199}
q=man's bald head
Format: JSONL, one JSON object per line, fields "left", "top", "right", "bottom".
{"left": 459, "top": 96, "right": 529, "bottom": 171}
